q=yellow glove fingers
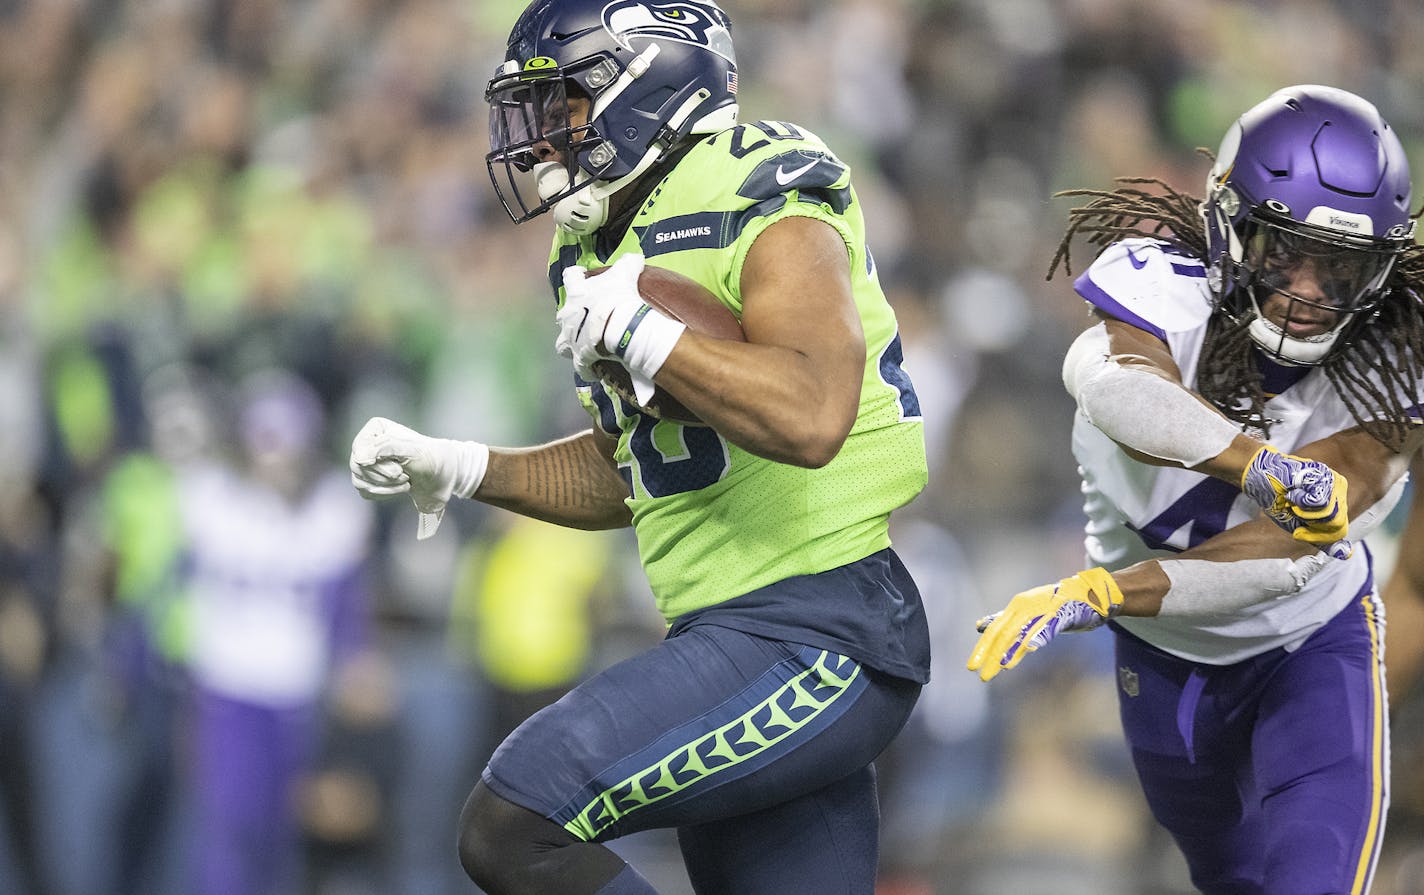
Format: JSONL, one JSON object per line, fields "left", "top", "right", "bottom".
{"left": 1291, "top": 520, "right": 1346, "bottom": 544}
{"left": 966, "top": 610, "right": 1025, "bottom": 681}
{"left": 1242, "top": 446, "right": 1351, "bottom": 551}
{"left": 1291, "top": 471, "right": 1348, "bottom": 528}
{"left": 967, "top": 570, "right": 1124, "bottom": 682}
{"left": 966, "top": 615, "right": 1010, "bottom": 680}
{"left": 1290, "top": 501, "right": 1341, "bottom": 523}
{"left": 1283, "top": 469, "right": 1349, "bottom": 555}
{"left": 967, "top": 585, "right": 1055, "bottom": 681}
{"left": 967, "top": 608, "right": 1048, "bottom": 680}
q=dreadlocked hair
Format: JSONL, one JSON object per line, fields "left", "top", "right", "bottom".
{"left": 1049, "top": 163, "right": 1424, "bottom": 451}
{"left": 1047, "top": 175, "right": 1208, "bottom": 281}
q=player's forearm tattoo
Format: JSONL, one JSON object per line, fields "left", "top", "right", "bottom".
{"left": 480, "top": 434, "right": 629, "bottom": 528}
{"left": 523, "top": 440, "right": 621, "bottom": 512}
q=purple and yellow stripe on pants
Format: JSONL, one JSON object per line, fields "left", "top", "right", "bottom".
{"left": 1111, "top": 582, "right": 1389, "bottom": 894}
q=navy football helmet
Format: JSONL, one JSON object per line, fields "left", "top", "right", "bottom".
{"left": 1202, "top": 85, "right": 1416, "bottom": 365}
{"left": 486, "top": 0, "right": 739, "bottom": 233}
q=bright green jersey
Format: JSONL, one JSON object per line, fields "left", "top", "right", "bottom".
{"left": 550, "top": 120, "right": 927, "bottom": 620}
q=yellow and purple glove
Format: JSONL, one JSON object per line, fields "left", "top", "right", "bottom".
{"left": 967, "top": 567, "right": 1124, "bottom": 682}
{"left": 1241, "top": 445, "right": 1351, "bottom": 559}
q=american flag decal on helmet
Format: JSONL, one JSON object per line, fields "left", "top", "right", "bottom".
{"left": 726, "top": 70, "right": 737, "bottom": 93}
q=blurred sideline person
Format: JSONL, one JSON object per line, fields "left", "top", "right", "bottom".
{"left": 967, "top": 85, "right": 1424, "bottom": 894}
{"left": 452, "top": 514, "right": 615, "bottom": 759}
{"left": 1384, "top": 452, "right": 1424, "bottom": 709}
{"left": 181, "top": 369, "right": 377, "bottom": 895}
{"left": 349, "top": 1, "right": 930, "bottom": 892}
{"left": 91, "top": 365, "right": 210, "bottom": 895}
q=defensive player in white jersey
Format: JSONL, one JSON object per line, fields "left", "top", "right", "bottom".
{"left": 968, "top": 85, "right": 1424, "bottom": 894}
{"left": 348, "top": 1, "right": 929, "bottom": 893}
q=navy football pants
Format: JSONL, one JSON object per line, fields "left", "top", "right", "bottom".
{"left": 475, "top": 623, "right": 920, "bottom": 894}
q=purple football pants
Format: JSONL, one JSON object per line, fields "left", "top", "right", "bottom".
{"left": 191, "top": 690, "right": 317, "bottom": 895}
{"left": 1112, "top": 588, "right": 1388, "bottom": 895}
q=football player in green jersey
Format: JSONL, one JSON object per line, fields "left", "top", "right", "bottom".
{"left": 349, "top": 2, "right": 929, "bottom": 892}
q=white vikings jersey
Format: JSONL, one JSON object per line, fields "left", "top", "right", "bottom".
{"left": 1071, "top": 238, "right": 1407, "bottom": 664}
{"left": 181, "top": 465, "right": 374, "bottom": 706}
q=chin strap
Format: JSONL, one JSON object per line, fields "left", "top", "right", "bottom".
{"left": 535, "top": 163, "right": 609, "bottom": 236}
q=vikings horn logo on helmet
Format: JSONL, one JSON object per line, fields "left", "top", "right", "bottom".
{"left": 601, "top": 1, "right": 735, "bottom": 62}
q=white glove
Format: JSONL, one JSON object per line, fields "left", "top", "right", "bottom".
{"left": 349, "top": 417, "right": 489, "bottom": 540}
{"left": 555, "top": 253, "right": 685, "bottom": 405}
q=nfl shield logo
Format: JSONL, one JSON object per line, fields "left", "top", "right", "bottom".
{"left": 1118, "top": 666, "right": 1140, "bottom": 698}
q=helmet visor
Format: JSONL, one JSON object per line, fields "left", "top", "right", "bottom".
{"left": 1244, "top": 219, "right": 1398, "bottom": 313}
{"left": 485, "top": 67, "right": 604, "bottom": 223}
{"left": 488, "top": 71, "right": 576, "bottom": 167}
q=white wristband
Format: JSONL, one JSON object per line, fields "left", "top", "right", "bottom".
{"left": 445, "top": 439, "right": 490, "bottom": 500}
{"left": 415, "top": 439, "right": 489, "bottom": 541}
{"left": 614, "top": 305, "right": 686, "bottom": 380}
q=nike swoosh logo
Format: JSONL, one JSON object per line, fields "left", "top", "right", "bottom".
{"left": 1125, "top": 247, "right": 1149, "bottom": 269}
{"left": 775, "top": 157, "right": 820, "bottom": 186}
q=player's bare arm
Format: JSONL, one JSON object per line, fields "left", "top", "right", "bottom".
{"left": 648, "top": 215, "right": 865, "bottom": 468}
{"left": 476, "top": 427, "right": 632, "bottom": 530}
{"left": 349, "top": 417, "right": 630, "bottom": 536}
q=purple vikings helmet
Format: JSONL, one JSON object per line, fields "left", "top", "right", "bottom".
{"left": 485, "top": 0, "right": 739, "bottom": 234}
{"left": 1203, "top": 85, "right": 1417, "bottom": 365}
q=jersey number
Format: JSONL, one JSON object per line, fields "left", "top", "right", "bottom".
{"left": 720, "top": 121, "right": 806, "bottom": 159}
{"left": 1130, "top": 477, "right": 1241, "bottom": 552}
{"left": 589, "top": 386, "right": 730, "bottom": 499}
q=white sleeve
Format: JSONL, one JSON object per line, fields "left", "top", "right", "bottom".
{"left": 1156, "top": 554, "right": 1329, "bottom": 616}
{"left": 1063, "top": 322, "right": 1243, "bottom": 468}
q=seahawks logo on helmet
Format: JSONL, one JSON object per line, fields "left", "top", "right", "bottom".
{"left": 601, "top": 1, "right": 735, "bottom": 62}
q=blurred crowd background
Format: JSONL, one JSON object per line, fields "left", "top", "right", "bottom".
{"left": 2, "top": 1, "right": 1423, "bottom": 894}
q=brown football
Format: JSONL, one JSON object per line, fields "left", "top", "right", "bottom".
{"left": 588, "top": 264, "right": 745, "bottom": 424}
